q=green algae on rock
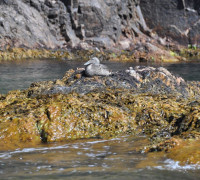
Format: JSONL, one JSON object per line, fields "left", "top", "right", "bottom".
{"left": 1, "top": 66, "right": 200, "bottom": 166}
{"left": 0, "top": 48, "right": 72, "bottom": 61}
{"left": 0, "top": 47, "right": 182, "bottom": 63}
{"left": 179, "top": 48, "right": 200, "bottom": 59}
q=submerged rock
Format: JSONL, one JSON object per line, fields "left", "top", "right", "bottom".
{"left": 0, "top": 66, "right": 200, "bottom": 165}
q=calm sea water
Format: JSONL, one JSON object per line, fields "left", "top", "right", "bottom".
{"left": 0, "top": 59, "right": 200, "bottom": 179}
{"left": 0, "top": 59, "right": 200, "bottom": 94}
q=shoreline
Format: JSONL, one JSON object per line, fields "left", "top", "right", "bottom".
{"left": 0, "top": 46, "right": 199, "bottom": 63}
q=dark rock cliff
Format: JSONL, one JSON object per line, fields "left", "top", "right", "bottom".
{"left": 0, "top": 0, "right": 199, "bottom": 50}
{"left": 140, "top": 0, "right": 200, "bottom": 46}
{"left": 0, "top": 0, "right": 151, "bottom": 50}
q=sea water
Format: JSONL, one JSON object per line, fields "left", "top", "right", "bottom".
{"left": 0, "top": 59, "right": 200, "bottom": 179}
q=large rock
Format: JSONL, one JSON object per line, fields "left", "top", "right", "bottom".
{"left": 0, "top": 0, "right": 151, "bottom": 50}
{"left": 140, "top": 0, "right": 200, "bottom": 45}
{"left": 1, "top": 0, "right": 199, "bottom": 52}
{"left": 1, "top": 66, "right": 200, "bottom": 164}
{"left": 0, "top": 0, "right": 63, "bottom": 49}
{"left": 66, "top": 0, "right": 150, "bottom": 49}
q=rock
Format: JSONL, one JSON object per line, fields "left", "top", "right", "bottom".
{"left": 119, "top": 39, "right": 131, "bottom": 50}
{"left": 140, "top": 0, "right": 200, "bottom": 45}
{"left": 1, "top": 67, "right": 200, "bottom": 166}
{"left": 26, "top": 66, "right": 192, "bottom": 97}
{"left": 0, "top": 0, "right": 156, "bottom": 50}
{"left": 0, "top": 0, "right": 64, "bottom": 49}
{"left": 0, "top": 0, "right": 199, "bottom": 53}
{"left": 0, "top": 0, "right": 197, "bottom": 56}
{"left": 125, "top": 67, "right": 142, "bottom": 81}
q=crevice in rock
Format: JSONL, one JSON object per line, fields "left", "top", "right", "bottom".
{"left": 177, "top": 0, "right": 185, "bottom": 10}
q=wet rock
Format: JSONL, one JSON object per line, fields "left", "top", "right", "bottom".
{"left": 125, "top": 67, "right": 142, "bottom": 82}
{"left": 25, "top": 66, "right": 193, "bottom": 99}
{"left": 0, "top": 48, "right": 72, "bottom": 61}
{"left": 1, "top": 66, "right": 200, "bottom": 165}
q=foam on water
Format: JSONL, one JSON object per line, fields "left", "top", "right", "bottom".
{"left": 154, "top": 159, "right": 200, "bottom": 171}
{"left": 0, "top": 138, "right": 122, "bottom": 160}
{"left": 0, "top": 145, "right": 68, "bottom": 159}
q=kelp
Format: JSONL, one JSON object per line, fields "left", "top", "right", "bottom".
{"left": 1, "top": 67, "right": 200, "bottom": 165}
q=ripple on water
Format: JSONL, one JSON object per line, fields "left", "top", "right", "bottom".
{"left": 0, "top": 136, "right": 199, "bottom": 180}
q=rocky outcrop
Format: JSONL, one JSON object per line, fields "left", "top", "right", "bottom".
{"left": 1, "top": 0, "right": 200, "bottom": 51}
{"left": 0, "top": 0, "right": 157, "bottom": 51}
{"left": 0, "top": 0, "right": 63, "bottom": 49}
{"left": 1, "top": 66, "right": 200, "bottom": 165}
{"left": 140, "top": 0, "right": 200, "bottom": 46}
{"left": 27, "top": 66, "right": 189, "bottom": 98}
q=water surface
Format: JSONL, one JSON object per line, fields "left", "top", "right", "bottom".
{"left": 0, "top": 136, "right": 200, "bottom": 180}
{"left": 0, "top": 59, "right": 200, "bottom": 179}
{"left": 0, "top": 59, "right": 200, "bottom": 94}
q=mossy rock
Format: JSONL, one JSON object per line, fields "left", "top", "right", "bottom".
{"left": 1, "top": 67, "right": 200, "bottom": 166}
{"left": 0, "top": 48, "right": 72, "bottom": 61}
